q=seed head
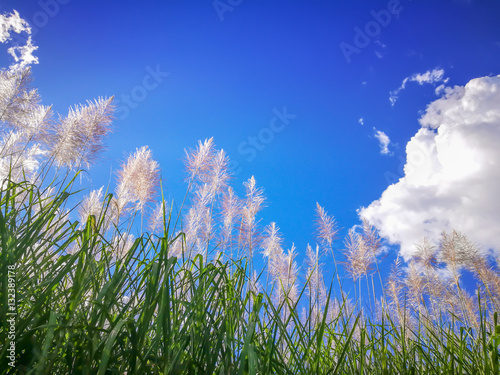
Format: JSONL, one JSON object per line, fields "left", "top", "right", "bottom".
{"left": 78, "top": 187, "right": 104, "bottom": 225}
{"left": 342, "top": 228, "right": 373, "bottom": 282}
{"left": 315, "top": 202, "right": 338, "bottom": 247}
{"left": 184, "top": 137, "right": 215, "bottom": 180}
{"left": 115, "top": 145, "right": 160, "bottom": 214}
{"left": 50, "top": 97, "right": 114, "bottom": 169}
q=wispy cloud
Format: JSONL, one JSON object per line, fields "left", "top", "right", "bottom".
{"left": 0, "top": 10, "right": 31, "bottom": 42}
{"left": 358, "top": 118, "right": 364, "bottom": 126}
{"left": 373, "top": 128, "right": 391, "bottom": 155}
{"left": 0, "top": 10, "right": 38, "bottom": 70}
{"left": 389, "top": 68, "right": 448, "bottom": 106}
{"left": 361, "top": 75, "right": 500, "bottom": 259}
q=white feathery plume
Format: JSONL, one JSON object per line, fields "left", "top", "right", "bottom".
{"left": 386, "top": 256, "right": 409, "bottom": 326}
{"left": 405, "top": 260, "right": 426, "bottom": 312}
{"left": 0, "top": 130, "right": 45, "bottom": 184}
{"left": 193, "top": 183, "right": 215, "bottom": 208}
{"left": 284, "top": 245, "right": 299, "bottom": 302}
{"left": 184, "top": 137, "right": 215, "bottom": 180}
{"left": 115, "top": 145, "right": 160, "bottom": 215}
{"left": 204, "top": 148, "right": 231, "bottom": 197}
{"left": 17, "top": 103, "right": 52, "bottom": 142}
{"left": 439, "top": 230, "right": 480, "bottom": 288}
{"left": 240, "top": 176, "right": 265, "bottom": 258}
{"left": 148, "top": 201, "right": 169, "bottom": 233}
{"left": 315, "top": 202, "right": 338, "bottom": 247}
{"left": 183, "top": 182, "right": 216, "bottom": 258}
{"left": 361, "top": 219, "right": 381, "bottom": 255}
{"left": 271, "top": 244, "right": 299, "bottom": 321}
{"left": 78, "top": 187, "right": 104, "bottom": 226}
{"left": 0, "top": 68, "right": 39, "bottom": 129}
{"left": 305, "top": 244, "right": 327, "bottom": 325}
{"left": 50, "top": 97, "right": 114, "bottom": 170}
{"left": 219, "top": 187, "right": 241, "bottom": 254}
{"left": 413, "top": 237, "right": 438, "bottom": 270}
{"left": 342, "top": 228, "right": 373, "bottom": 282}
{"left": 169, "top": 233, "right": 185, "bottom": 258}
{"left": 261, "top": 222, "right": 283, "bottom": 259}
{"left": 0, "top": 68, "right": 52, "bottom": 142}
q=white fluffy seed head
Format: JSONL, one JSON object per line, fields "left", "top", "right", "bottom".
{"left": 315, "top": 203, "right": 338, "bottom": 247}
{"left": 50, "top": 97, "right": 114, "bottom": 170}
{"left": 115, "top": 145, "right": 160, "bottom": 214}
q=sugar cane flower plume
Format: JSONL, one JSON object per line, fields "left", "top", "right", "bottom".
{"left": 202, "top": 148, "right": 231, "bottom": 198}
{"left": 219, "top": 186, "right": 241, "bottom": 259}
{"left": 184, "top": 137, "right": 215, "bottom": 182}
{"left": 413, "top": 237, "right": 438, "bottom": 270}
{"left": 115, "top": 145, "right": 160, "bottom": 218}
{"left": 78, "top": 186, "right": 117, "bottom": 233}
{"left": 269, "top": 243, "right": 299, "bottom": 321}
{"left": 148, "top": 200, "right": 170, "bottom": 234}
{"left": 0, "top": 68, "right": 52, "bottom": 142}
{"left": 261, "top": 222, "right": 284, "bottom": 295}
{"left": 361, "top": 219, "right": 381, "bottom": 256}
{"left": 0, "top": 130, "right": 45, "bottom": 184}
{"left": 404, "top": 260, "right": 426, "bottom": 313}
{"left": 342, "top": 228, "right": 373, "bottom": 282}
{"left": 261, "top": 222, "right": 283, "bottom": 260}
{"left": 315, "top": 202, "right": 338, "bottom": 248}
{"left": 0, "top": 68, "right": 51, "bottom": 186}
{"left": 305, "top": 244, "right": 327, "bottom": 325}
{"left": 185, "top": 138, "right": 230, "bottom": 198}
{"left": 50, "top": 97, "right": 114, "bottom": 170}
{"left": 183, "top": 183, "right": 217, "bottom": 258}
{"left": 78, "top": 187, "right": 104, "bottom": 226}
{"left": 182, "top": 139, "right": 231, "bottom": 259}
{"left": 240, "top": 176, "right": 265, "bottom": 259}
{"left": 386, "top": 255, "right": 414, "bottom": 328}
{"left": 439, "top": 230, "right": 480, "bottom": 285}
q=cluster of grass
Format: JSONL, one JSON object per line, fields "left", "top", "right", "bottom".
{"left": 0, "top": 177, "right": 499, "bottom": 374}
{"left": 0, "top": 66, "right": 500, "bottom": 373}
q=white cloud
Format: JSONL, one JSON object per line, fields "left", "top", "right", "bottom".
{"left": 360, "top": 75, "right": 500, "bottom": 259}
{"left": 0, "top": 10, "right": 38, "bottom": 70}
{"left": 411, "top": 69, "right": 446, "bottom": 85}
{"left": 373, "top": 128, "right": 391, "bottom": 155}
{"left": 0, "top": 10, "right": 31, "bottom": 43}
{"left": 7, "top": 37, "right": 38, "bottom": 69}
{"left": 390, "top": 68, "right": 448, "bottom": 106}
{"left": 358, "top": 118, "right": 364, "bottom": 126}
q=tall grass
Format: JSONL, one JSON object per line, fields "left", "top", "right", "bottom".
{"left": 1, "top": 67, "right": 500, "bottom": 374}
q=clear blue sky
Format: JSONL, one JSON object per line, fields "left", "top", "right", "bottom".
{"left": 2, "top": 0, "right": 500, "bottom": 293}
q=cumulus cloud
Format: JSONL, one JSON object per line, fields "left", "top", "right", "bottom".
{"left": 360, "top": 75, "right": 500, "bottom": 259}
{"left": 390, "top": 68, "right": 448, "bottom": 106}
{"left": 358, "top": 118, "right": 364, "bottom": 126}
{"left": 0, "top": 10, "right": 38, "bottom": 70}
{"left": 373, "top": 128, "right": 391, "bottom": 155}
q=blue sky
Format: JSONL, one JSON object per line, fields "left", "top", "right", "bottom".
{"left": 2, "top": 0, "right": 500, "bottom": 292}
